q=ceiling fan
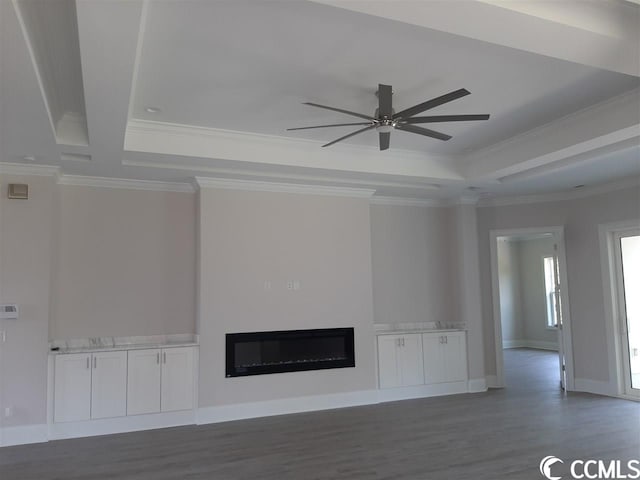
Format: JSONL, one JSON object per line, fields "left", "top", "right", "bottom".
{"left": 287, "top": 84, "right": 490, "bottom": 151}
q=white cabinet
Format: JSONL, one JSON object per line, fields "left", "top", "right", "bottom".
{"left": 161, "top": 347, "right": 195, "bottom": 412}
{"left": 377, "top": 334, "right": 424, "bottom": 389}
{"left": 54, "top": 345, "right": 195, "bottom": 423}
{"left": 91, "top": 351, "right": 127, "bottom": 419}
{"left": 127, "top": 347, "right": 195, "bottom": 415}
{"left": 54, "top": 353, "right": 92, "bottom": 422}
{"left": 422, "top": 332, "right": 467, "bottom": 384}
{"left": 54, "top": 350, "right": 127, "bottom": 422}
{"left": 127, "top": 349, "right": 162, "bottom": 415}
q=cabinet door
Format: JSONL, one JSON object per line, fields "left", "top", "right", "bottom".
{"left": 127, "top": 349, "right": 161, "bottom": 415}
{"left": 422, "top": 334, "right": 445, "bottom": 384}
{"left": 443, "top": 333, "right": 468, "bottom": 382}
{"left": 91, "top": 351, "right": 127, "bottom": 419}
{"left": 398, "top": 334, "right": 424, "bottom": 387}
{"left": 377, "top": 335, "right": 401, "bottom": 389}
{"left": 161, "top": 347, "right": 194, "bottom": 412}
{"left": 54, "top": 353, "right": 91, "bottom": 423}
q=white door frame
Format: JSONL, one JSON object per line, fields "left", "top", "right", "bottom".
{"left": 598, "top": 219, "right": 640, "bottom": 400}
{"left": 489, "top": 226, "right": 575, "bottom": 390}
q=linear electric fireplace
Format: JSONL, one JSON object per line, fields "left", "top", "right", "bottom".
{"left": 226, "top": 328, "right": 355, "bottom": 377}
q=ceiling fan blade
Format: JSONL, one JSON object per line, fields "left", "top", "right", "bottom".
{"left": 378, "top": 84, "right": 393, "bottom": 118}
{"left": 402, "top": 114, "right": 490, "bottom": 124}
{"left": 287, "top": 122, "right": 372, "bottom": 131}
{"left": 379, "top": 132, "right": 390, "bottom": 151}
{"left": 322, "top": 125, "right": 376, "bottom": 148}
{"left": 393, "top": 88, "right": 471, "bottom": 120}
{"left": 395, "top": 124, "right": 452, "bottom": 141}
{"left": 303, "top": 102, "right": 374, "bottom": 121}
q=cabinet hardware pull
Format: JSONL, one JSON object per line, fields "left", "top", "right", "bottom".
{"left": 86, "top": 357, "right": 90, "bottom": 369}
{"left": 93, "top": 357, "right": 97, "bottom": 369}
{"left": 402, "top": 338, "right": 405, "bottom": 347}
{"left": 163, "top": 352, "right": 167, "bottom": 364}
{"left": 157, "top": 352, "right": 160, "bottom": 364}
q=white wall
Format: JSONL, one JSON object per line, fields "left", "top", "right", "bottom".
{"left": 197, "top": 188, "right": 376, "bottom": 407}
{"left": 0, "top": 175, "right": 55, "bottom": 429}
{"left": 51, "top": 185, "right": 196, "bottom": 339}
{"left": 370, "top": 204, "right": 454, "bottom": 325}
{"left": 478, "top": 185, "right": 640, "bottom": 387}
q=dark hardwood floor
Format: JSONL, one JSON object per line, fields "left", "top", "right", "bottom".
{"left": 1, "top": 349, "right": 638, "bottom": 479}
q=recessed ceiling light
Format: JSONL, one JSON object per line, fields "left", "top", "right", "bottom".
{"left": 22, "top": 155, "right": 35, "bottom": 161}
{"left": 574, "top": 184, "right": 585, "bottom": 189}
{"left": 145, "top": 106, "right": 161, "bottom": 113}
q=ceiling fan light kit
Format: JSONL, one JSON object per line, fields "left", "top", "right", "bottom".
{"left": 288, "top": 84, "right": 490, "bottom": 151}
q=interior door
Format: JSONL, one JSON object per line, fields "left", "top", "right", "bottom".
{"left": 552, "top": 241, "right": 566, "bottom": 390}
{"left": 616, "top": 230, "right": 640, "bottom": 398}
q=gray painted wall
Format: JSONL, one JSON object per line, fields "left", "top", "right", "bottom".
{"left": 498, "top": 237, "right": 558, "bottom": 349}
{"left": 370, "top": 205, "right": 454, "bottom": 325}
{"left": 478, "top": 185, "right": 640, "bottom": 384}
{"left": 497, "top": 239, "right": 524, "bottom": 344}
{"left": 0, "top": 175, "right": 55, "bottom": 428}
{"left": 518, "top": 237, "right": 558, "bottom": 348}
{"left": 51, "top": 185, "right": 196, "bottom": 339}
{"left": 197, "top": 188, "right": 376, "bottom": 407}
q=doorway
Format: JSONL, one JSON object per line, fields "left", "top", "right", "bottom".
{"left": 617, "top": 232, "right": 640, "bottom": 396}
{"left": 490, "top": 227, "right": 574, "bottom": 390}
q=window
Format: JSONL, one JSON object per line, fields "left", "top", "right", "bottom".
{"left": 543, "top": 256, "right": 558, "bottom": 328}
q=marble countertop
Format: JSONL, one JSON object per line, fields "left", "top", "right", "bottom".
{"left": 374, "top": 322, "right": 466, "bottom": 335}
{"left": 49, "top": 334, "right": 199, "bottom": 355}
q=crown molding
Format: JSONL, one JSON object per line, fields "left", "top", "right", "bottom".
{"left": 477, "top": 175, "right": 640, "bottom": 207}
{"left": 467, "top": 88, "right": 640, "bottom": 164}
{"left": 0, "top": 162, "right": 60, "bottom": 177}
{"left": 124, "top": 158, "right": 443, "bottom": 192}
{"left": 125, "top": 119, "right": 464, "bottom": 182}
{"left": 448, "top": 195, "right": 480, "bottom": 206}
{"left": 194, "top": 177, "right": 375, "bottom": 198}
{"left": 58, "top": 175, "right": 195, "bottom": 193}
{"left": 369, "top": 196, "right": 445, "bottom": 207}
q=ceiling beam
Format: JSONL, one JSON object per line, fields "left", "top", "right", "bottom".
{"left": 312, "top": 0, "right": 640, "bottom": 77}
{"left": 462, "top": 88, "right": 640, "bottom": 180}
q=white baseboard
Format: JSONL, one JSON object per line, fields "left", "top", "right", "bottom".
{"left": 49, "top": 410, "right": 195, "bottom": 441}
{"left": 573, "top": 378, "right": 616, "bottom": 398}
{"left": 503, "top": 340, "right": 558, "bottom": 351}
{"left": 486, "top": 375, "right": 500, "bottom": 388}
{"left": 503, "top": 340, "right": 527, "bottom": 349}
{"left": 467, "top": 378, "right": 488, "bottom": 393}
{"left": 376, "top": 382, "right": 468, "bottom": 403}
{"left": 0, "top": 424, "right": 48, "bottom": 447}
{"left": 197, "top": 390, "right": 378, "bottom": 425}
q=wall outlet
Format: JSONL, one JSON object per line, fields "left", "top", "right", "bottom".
{"left": 293, "top": 280, "right": 300, "bottom": 290}
{"left": 4, "top": 406, "right": 13, "bottom": 418}
{"left": 287, "top": 281, "right": 293, "bottom": 290}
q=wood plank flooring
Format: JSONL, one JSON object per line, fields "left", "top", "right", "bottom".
{"left": 1, "top": 349, "right": 638, "bottom": 479}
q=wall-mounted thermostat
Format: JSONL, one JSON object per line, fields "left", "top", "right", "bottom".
{"left": 0, "top": 304, "right": 18, "bottom": 320}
